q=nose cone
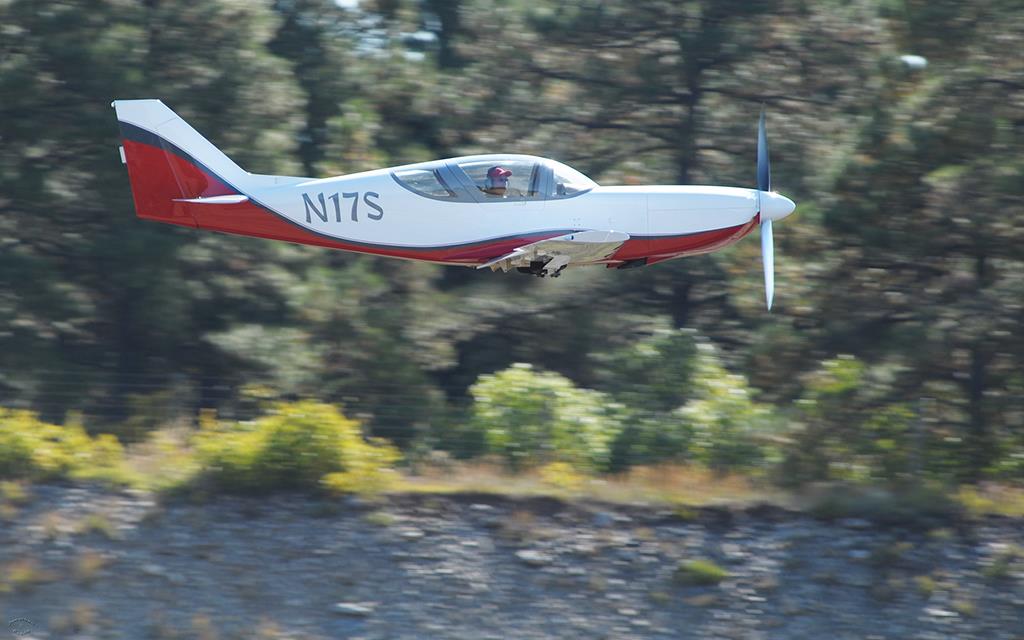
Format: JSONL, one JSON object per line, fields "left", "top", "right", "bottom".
{"left": 761, "top": 192, "right": 796, "bottom": 221}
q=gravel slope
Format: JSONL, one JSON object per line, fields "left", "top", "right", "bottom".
{"left": 1, "top": 485, "right": 1022, "bottom": 639}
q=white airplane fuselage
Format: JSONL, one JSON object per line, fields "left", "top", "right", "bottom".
{"left": 113, "top": 99, "right": 795, "bottom": 274}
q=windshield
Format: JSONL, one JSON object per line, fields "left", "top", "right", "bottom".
{"left": 393, "top": 167, "right": 456, "bottom": 198}
{"left": 549, "top": 161, "right": 597, "bottom": 197}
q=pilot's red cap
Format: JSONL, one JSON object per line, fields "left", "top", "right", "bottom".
{"left": 487, "top": 166, "right": 512, "bottom": 178}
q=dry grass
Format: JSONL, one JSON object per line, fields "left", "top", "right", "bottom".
{"left": 0, "top": 557, "right": 57, "bottom": 593}
{"left": 73, "top": 550, "right": 110, "bottom": 585}
{"left": 0, "top": 480, "right": 29, "bottom": 505}
{"left": 123, "top": 426, "right": 201, "bottom": 491}
{"left": 36, "top": 510, "right": 67, "bottom": 541}
{"left": 76, "top": 513, "right": 118, "bottom": 540}
{"left": 191, "top": 613, "right": 219, "bottom": 640}
{"left": 952, "top": 598, "right": 977, "bottom": 617}
{"left": 50, "top": 602, "right": 98, "bottom": 635}
{"left": 957, "top": 484, "right": 1024, "bottom": 518}
{"left": 396, "top": 462, "right": 779, "bottom": 507}
{"left": 363, "top": 510, "right": 397, "bottom": 527}
{"left": 251, "top": 618, "right": 290, "bottom": 639}
{"left": 146, "top": 611, "right": 179, "bottom": 640}
{"left": 497, "top": 509, "right": 537, "bottom": 544}
{"left": 594, "top": 466, "right": 779, "bottom": 506}
{"left": 915, "top": 574, "right": 937, "bottom": 597}
{"left": 685, "top": 593, "right": 721, "bottom": 607}
{"left": 982, "top": 545, "right": 1022, "bottom": 582}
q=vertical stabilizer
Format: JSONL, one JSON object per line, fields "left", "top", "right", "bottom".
{"left": 112, "top": 99, "right": 250, "bottom": 224}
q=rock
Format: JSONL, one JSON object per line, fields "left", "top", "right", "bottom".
{"left": 840, "top": 518, "right": 873, "bottom": 530}
{"left": 334, "top": 602, "right": 376, "bottom": 617}
{"left": 722, "top": 543, "right": 748, "bottom": 564}
{"left": 592, "top": 512, "right": 615, "bottom": 528}
{"left": 342, "top": 495, "right": 370, "bottom": 510}
{"left": 140, "top": 563, "right": 186, "bottom": 585}
{"left": 925, "top": 607, "right": 958, "bottom": 618}
{"left": 516, "top": 549, "right": 553, "bottom": 567}
{"left": 399, "top": 528, "right": 425, "bottom": 541}
{"left": 615, "top": 549, "right": 639, "bottom": 563}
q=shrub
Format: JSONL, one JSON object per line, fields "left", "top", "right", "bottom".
{"left": 591, "top": 326, "right": 698, "bottom": 413}
{"left": 678, "top": 343, "right": 779, "bottom": 473}
{"left": 607, "top": 412, "right": 694, "bottom": 473}
{"left": 0, "top": 409, "right": 127, "bottom": 484}
{"left": 595, "top": 327, "right": 699, "bottom": 472}
{"left": 468, "top": 363, "right": 622, "bottom": 471}
{"left": 192, "top": 401, "right": 400, "bottom": 494}
{"left": 806, "top": 482, "right": 961, "bottom": 528}
{"left": 538, "top": 461, "right": 586, "bottom": 492}
{"left": 783, "top": 356, "right": 924, "bottom": 485}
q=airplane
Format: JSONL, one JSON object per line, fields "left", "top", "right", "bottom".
{"left": 112, "top": 100, "right": 795, "bottom": 308}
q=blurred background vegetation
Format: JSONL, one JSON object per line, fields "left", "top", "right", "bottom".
{"left": 1, "top": 0, "right": 1022, "bottom": 496}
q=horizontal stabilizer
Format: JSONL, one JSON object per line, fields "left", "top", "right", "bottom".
{"left": 172, "top": 195, "right": 250, "bottom": 205}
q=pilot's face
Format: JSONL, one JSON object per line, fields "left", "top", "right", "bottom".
{"left": 489, "top": 176, "right": 509, "bottom": 195}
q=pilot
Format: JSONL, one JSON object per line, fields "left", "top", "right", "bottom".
{"left": 482, "top": 166, "right": 513, "bottom": 197}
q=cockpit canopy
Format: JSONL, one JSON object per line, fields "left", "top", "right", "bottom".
{"left": 391, "top": 154, "right": 596, "bottom": 203}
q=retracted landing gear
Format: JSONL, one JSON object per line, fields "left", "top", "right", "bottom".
{"left": 515, "top": 255, "right": 570, "bottom": 278}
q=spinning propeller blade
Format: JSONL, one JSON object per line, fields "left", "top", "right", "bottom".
{"left": 757, "top": 109, "right": 770, "bottom": 193}
{"left": 756, "top": 108, "right": 780, "bottom": 311}
{"left": 762, "top": 218, "right": 774, "bottom": 311}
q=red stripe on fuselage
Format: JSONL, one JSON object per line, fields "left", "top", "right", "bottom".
{"left": 609, "top": 219, "right": 758, "bottom": 265}
{"left": 176, "top": 198, "right": 570, "bottom": 263}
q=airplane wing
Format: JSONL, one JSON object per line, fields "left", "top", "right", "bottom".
{"left": 478, "top": 230, "right": 629, "bottom": 275}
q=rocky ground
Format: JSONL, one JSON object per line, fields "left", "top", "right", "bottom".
{"left": 0, "top": 485, "right": 1022, "bottom": 639}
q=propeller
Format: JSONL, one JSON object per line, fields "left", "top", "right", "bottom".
{"left": 755, "top": 109, "right": 794, "bottom": 311}
{"left": 757, "top": 109, "right": 773, "bottom": 311}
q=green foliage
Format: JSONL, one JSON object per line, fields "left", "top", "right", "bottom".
{"left": 0, "top": 409, "right": 127, "bottom": 484}
{"left": 1, "top": 0, "right": 1023, "bottom": 493}
{"left": 538, "top": 461, "right": 587, "bottom": 492}
{"left": 674, "top": 559, "right": 730, "bottom": 586}
{"left": 0, "top": 481, "right": 29, "bottom": 506}
{"left": 981, "top": 546, "right": 1022, "bottom": 583}
{"left": 596, "top": 327, "right": 701, "bottom": 472}
{"left": 606, "top": 413, "right": 695, "bottom": 473}
{"left": 192, "top": 401, "right": 400, "bottom": 494}
{"left": 679, "top": 343, "right": 779, "bottom": 473}
{"left": 606, "top": 340, "right": 778, "bottom": 473}
{"left": 592, "top": 327, "right": 698, "bottom": 413}
{"left": 468, "top": 363, "right": 622, "bottom": 471}
{"left": 782, "top": 356, "right": 924, "bottom": 484}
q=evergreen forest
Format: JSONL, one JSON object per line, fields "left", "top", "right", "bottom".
{"left": 2, "top": 0, "right": 1023, "bottom": 496}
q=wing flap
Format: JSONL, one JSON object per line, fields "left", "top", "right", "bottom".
{"left": 479, "top": 230, "right": 629, "bottom": 272}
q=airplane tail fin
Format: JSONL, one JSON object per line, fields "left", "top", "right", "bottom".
{"left": 112, "top": 99, "right": 251, "bottom": 225}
